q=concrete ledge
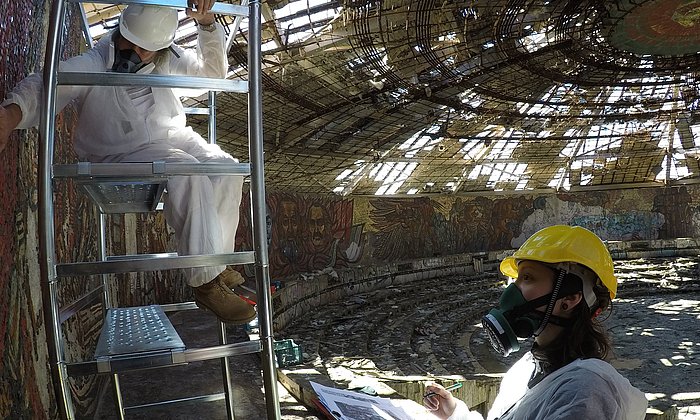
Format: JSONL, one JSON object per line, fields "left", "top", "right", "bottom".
{"left": 277, "top": 362, "right": 503, "bottom": 418}
{"left": 272, "top": 253, "right": 503, "bottom": 332}
{"left": 607, "top": 237, "right": 700, "bottom": 259}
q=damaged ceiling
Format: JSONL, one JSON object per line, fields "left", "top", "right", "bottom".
{"left": 83, "top": 0, "right": 700, "bottom": 196}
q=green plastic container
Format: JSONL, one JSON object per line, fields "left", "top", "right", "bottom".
{"left": 273, "top": 339, "right": 303, "bottom": 367}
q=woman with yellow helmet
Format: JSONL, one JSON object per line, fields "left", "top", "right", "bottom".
{"left": 424, "top": 225, "right": 647, "bottom": 419}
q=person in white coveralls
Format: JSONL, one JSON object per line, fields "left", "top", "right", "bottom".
{"left": 424, "top": 225, "right": 648, "bottom": 420}
{"left": 0, "top": 2, "right": 255, "bottom": 324}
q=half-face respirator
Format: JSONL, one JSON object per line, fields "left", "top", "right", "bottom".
{"left": 482, "top": 283, "right": 552, "bottom": 357}
{"left": 482, "top": 264, "right": 594, "bottom": 357}
{"left": 112, "top": 48, "right": 154, "bottom": 74}
{"left": 108, "top": 31, "right": 157, "bottom": 75}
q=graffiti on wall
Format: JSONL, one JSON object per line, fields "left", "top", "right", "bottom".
{"left": 571, "top": 212, "right": 665, "bottom": 241}
{"left": 515, "top": 194, "right": 667, "bottom": 246}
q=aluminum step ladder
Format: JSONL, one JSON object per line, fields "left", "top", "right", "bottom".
{"left": 38, "top": 1, "right": 281, "bottom": 419}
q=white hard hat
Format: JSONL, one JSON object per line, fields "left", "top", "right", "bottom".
{"left": 119, "top": 5, "right": 178, "bottom": 51}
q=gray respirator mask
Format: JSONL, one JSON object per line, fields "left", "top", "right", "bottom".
{"left": 112, "top": 48, "right": 150, "bottom": 73}
{"left": 109, "top": 31, "right": 157, "bottom": 74}
{"left": 482, "top": 265, "right": 596, "bottom": 357}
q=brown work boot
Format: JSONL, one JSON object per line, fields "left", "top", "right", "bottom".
{"left": 194, "top": 276, "right": 256, "bottom": 324}
{"left": 219, "top": 266, "right": 246, "bottom": 289}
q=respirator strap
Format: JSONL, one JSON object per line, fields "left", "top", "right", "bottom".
{"left": 506, "top": 293, "right": 553, "bottom": 318}
{"left": 533, "top": 269, "right": 565, "bottom": 336}
{"left": 544, "top": 313, "right": 575, "bottom": 328}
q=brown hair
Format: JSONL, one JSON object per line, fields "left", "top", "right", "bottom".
{"left": 532, "top": 280, "right": 612, "bottom": 373}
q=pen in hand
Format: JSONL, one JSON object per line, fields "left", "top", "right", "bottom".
{"left": 423, "top": 382, "right": 463, "bottom": 399}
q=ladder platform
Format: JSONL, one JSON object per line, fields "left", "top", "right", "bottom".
{"left": 69, "top": 338, "right": 262, "bottom": 376}
{"left": 58, "top": 72, "right": 248, "bottom": 93}
{"left": 79, "top": 179, "right": 167, "bottom": 213}
{"left": 56, "top": 251, "right": 256, "bottom": 276}
{"left": 95, "top": 306, "right": 186, "bottom": 373}
{"left": 54, "top": 162, "right": 251, "bottom": 178}
{"left": 67, "top": 0, "right": 249, "bottom": 18}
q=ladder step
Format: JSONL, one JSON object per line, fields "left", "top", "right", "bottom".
{"left": 54, "top": 162, "right": 251, "bottom": 178}
{"left": 79, "top": 179, "right": 167, "bottom": 213}
{"left": 56, "top": 251, "right": 256, "bottom": 276}
{"left": 68, "top": 0, "right": 249, "bottom": 18}
{"left": 58, "top": 72, "right": 248, "bottom": 93}
{"left": 184, "top": 107, "right": 211, "bottom": 115}
{"left": 94, "top": 306, "right": 187, "bottom": 373}
{"left": 96, "top": 306, "right": 186, "bottom": 359}
{"left": 68, "top": 338, "right": 262, "bottom": 376}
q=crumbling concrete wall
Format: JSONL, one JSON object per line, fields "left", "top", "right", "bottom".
{"left": 250, "top": 186, "right": 700, "bottom": 281}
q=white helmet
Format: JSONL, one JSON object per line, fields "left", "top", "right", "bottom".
{"left": 119, "top": 5, "right": 178, "bottom": 51}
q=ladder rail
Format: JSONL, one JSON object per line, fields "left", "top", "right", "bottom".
{"left": 208, "top": 91, "right": 217, "bottom": 144}
{"left": 39, "top": 0, "right": 74, "bottom": 418}
{"left": 53, "top": 162, "right": 251, "bottom": 177}
{"left": 57, "top": 72, "right": 248, "bottom": 92}
{"left": 65, "top": 340, "right": 263, "bottom": 376}
{"left": 67, "top": 0, "right": 248, "bottom": 17}
{"left": 226, "top": 0, "right": 250, "bottom": 53}
{"left": 58, "top": 286, "right": 104, "bottom": 324}
{"left": 56, "top": 251, "right": 256, "bottom": 277}
{"left": 78, "top": 3, "right": 93, "bottom": 49}
{"left": 248, "top": 1, "right": 282, "bottom": 418}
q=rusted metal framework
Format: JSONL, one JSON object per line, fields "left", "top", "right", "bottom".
{"left": 84, "top": 0, "right": 700, "bottom": 195}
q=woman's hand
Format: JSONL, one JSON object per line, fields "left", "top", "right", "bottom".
{"left": 187, "top": 0, "right": 216, "bottom": 25}
{"left": 423, "top": 383, "right": 459, "bottom": 419}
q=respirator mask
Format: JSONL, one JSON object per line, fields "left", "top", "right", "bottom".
{"left": 482, "top": 263, "right": 598, "bottom": 357}
{"left": 112, "top": 48, "right": 154, "bottom": 74}
{"left": 109, "top": 31, "right": 156, "bottom": 74}
{"left": 482, "top": 283, "right": 552, "bottom": 357}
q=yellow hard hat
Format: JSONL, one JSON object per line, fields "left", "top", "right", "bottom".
{"left": 500, "top": 225, "right": 617, "bottom": 299}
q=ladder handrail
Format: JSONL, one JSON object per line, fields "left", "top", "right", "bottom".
{"left": 39, "top": 0, "right": 74, "bottom": 417}
{"left": 248, "top": 1, "right": 283, "bottom": 418}
{"left": 67, "top": 0, "right": 248, "bottom": 18}
{"left": 56, "top": 251, "right": 256, "bottom": 276}
{"left": 58, "top": 72, "right": 248, "bottom": 92}
{"left": 54, "top": 162, "right": 251, "bottom": 177}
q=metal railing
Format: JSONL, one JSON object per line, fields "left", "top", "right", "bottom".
{"left": 38, "top": 1, "right": 280, "bottom": 418}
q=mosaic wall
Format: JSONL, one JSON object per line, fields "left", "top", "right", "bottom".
{"left": 3, "top": 1, "right": 700, "bottom": 418}
{"left": 244, "top": 186, "right": 699, "bottom": 281}
{"left": 1, "top": 1, "right": 56, "bottom": 418}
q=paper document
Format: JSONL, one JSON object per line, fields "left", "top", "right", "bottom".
{"left": 310, "top": 381, "right": 440, "bottom": 420}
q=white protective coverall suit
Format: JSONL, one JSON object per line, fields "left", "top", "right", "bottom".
{"left": 448, "top": 352, "right": 648, "bottom": 420}
{"left": 2, "top": 22, "right": 242, "bottom": 287}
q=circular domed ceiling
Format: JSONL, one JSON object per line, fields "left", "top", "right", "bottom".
{"left": 608, "top": 0, "right": 700, "bottom": 56}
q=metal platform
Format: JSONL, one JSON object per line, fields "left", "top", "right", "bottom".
{"left": 56, "top": 251, "right": 256, "bottom": 276}
{"left": 95, "top": 306, "right": 186, "bottom": 373}
{"left": 79, "top": 179, "right": 167, "bottom": 213}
